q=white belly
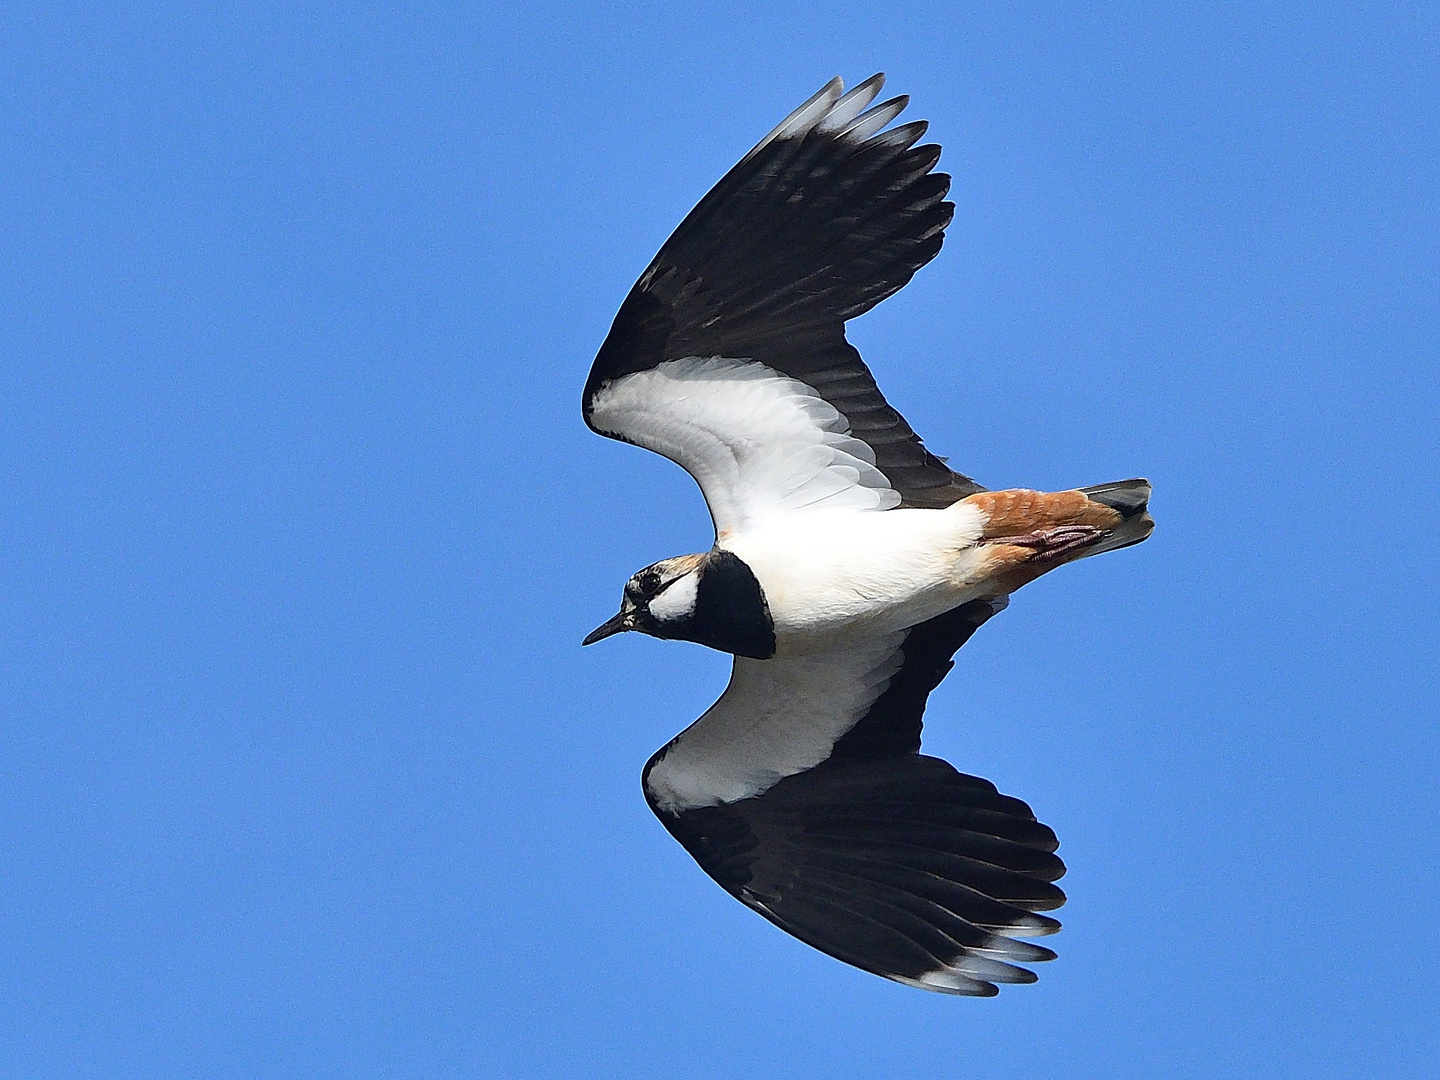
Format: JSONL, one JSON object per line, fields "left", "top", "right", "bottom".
{"left": 720, "top": 503, "right": 992, "bottom": 644}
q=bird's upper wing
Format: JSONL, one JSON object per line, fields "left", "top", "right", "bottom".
{"left": 642, "top": 599, "right": 1067, "bottom": 996}
{"left": 585, "top": 74, "right": 983, "bottom": 537}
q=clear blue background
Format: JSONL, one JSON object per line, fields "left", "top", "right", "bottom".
{"left": 2, "top": 4, "right": 1436, "bottom": 1077}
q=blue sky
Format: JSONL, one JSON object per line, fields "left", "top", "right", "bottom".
{"left": 2, "top": 3, "right": 1437, "bottom": 1077}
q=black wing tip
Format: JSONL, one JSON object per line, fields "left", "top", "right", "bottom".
{"left": 740, "top": 72, "right": 939, "bottom": 160}
{"left": 739, "top": 886, "right": 1053, "bottom": 998}
{"left": 882, "top": 913, "right": 1065, "bottom": 996}
{"left": 737, "top": 75, "right": 846, "bottom": 165}
{"left": 657, "top": 753, "right": 1067, "bottom": 997}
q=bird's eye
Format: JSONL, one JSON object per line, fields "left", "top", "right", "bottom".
{"left": 638, "top": 572, "right": 662, "bottom": 596}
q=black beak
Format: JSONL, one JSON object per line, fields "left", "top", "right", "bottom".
{"left": 582, "top": 609, "right": 633, "bottom": 646}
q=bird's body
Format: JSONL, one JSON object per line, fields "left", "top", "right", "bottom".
{"left": 724, "top": 502, "right": 989, "bottom": 641}
{"left": 724, "top": 489, "right": 1150, "bottom": 643}
{"left": 582, "top": 74, "right": 1153, "bottom": 996}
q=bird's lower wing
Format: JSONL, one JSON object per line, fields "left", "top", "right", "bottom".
{"left": 642, "top": 598, "right": 1066, "bottom": 995}
{"left": 655, "top": 753, "right": 1065, "bottom": 995}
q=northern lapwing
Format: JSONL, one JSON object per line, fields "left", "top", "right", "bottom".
{"left": 582, "top": 74, "right": 1153, "bottom": 996}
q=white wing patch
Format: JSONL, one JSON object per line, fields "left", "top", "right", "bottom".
{"left": 587, "top": 357, "right": 901, "bottom": 536}
{"left": 645, "top": 632, "right": 907, "bottom": 812}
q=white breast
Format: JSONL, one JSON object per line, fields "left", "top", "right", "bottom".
{"left": 721, "top": 502, "right": 991, "bottom": 641}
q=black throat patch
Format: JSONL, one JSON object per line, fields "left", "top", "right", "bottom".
{"left": 691, "top": 550, "right": 776, "bottom": 659}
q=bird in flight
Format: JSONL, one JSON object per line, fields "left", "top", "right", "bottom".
{"left": 582, "top": 74, "right": 1153, "bottom": 996}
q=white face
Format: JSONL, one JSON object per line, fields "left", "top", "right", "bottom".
{"left": 645, "top": 569, "right": 699, "bottom": 624}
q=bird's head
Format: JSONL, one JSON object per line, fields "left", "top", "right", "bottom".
{"left": 583, "top": 553, "right": 706, "bottom": 647}
{"left": 583, "top": 550, "right": 775, "bottom": 659}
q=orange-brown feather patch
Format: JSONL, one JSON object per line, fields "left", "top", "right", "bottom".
{"left": 964, "top": 489, "right": 1125, "bottom": 539}
{"left": 979, "top": 544, "right": 1074, "bottom": 594}
{"left": 666, "top": 552, "right": 707, "bottom": 574}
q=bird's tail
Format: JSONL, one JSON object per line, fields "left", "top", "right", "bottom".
{"left": 963, "top": 480, "right": 1154, "bottom": 579}
{"left": 1075, "top": 478, "right": 1154, "bottom": 556}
